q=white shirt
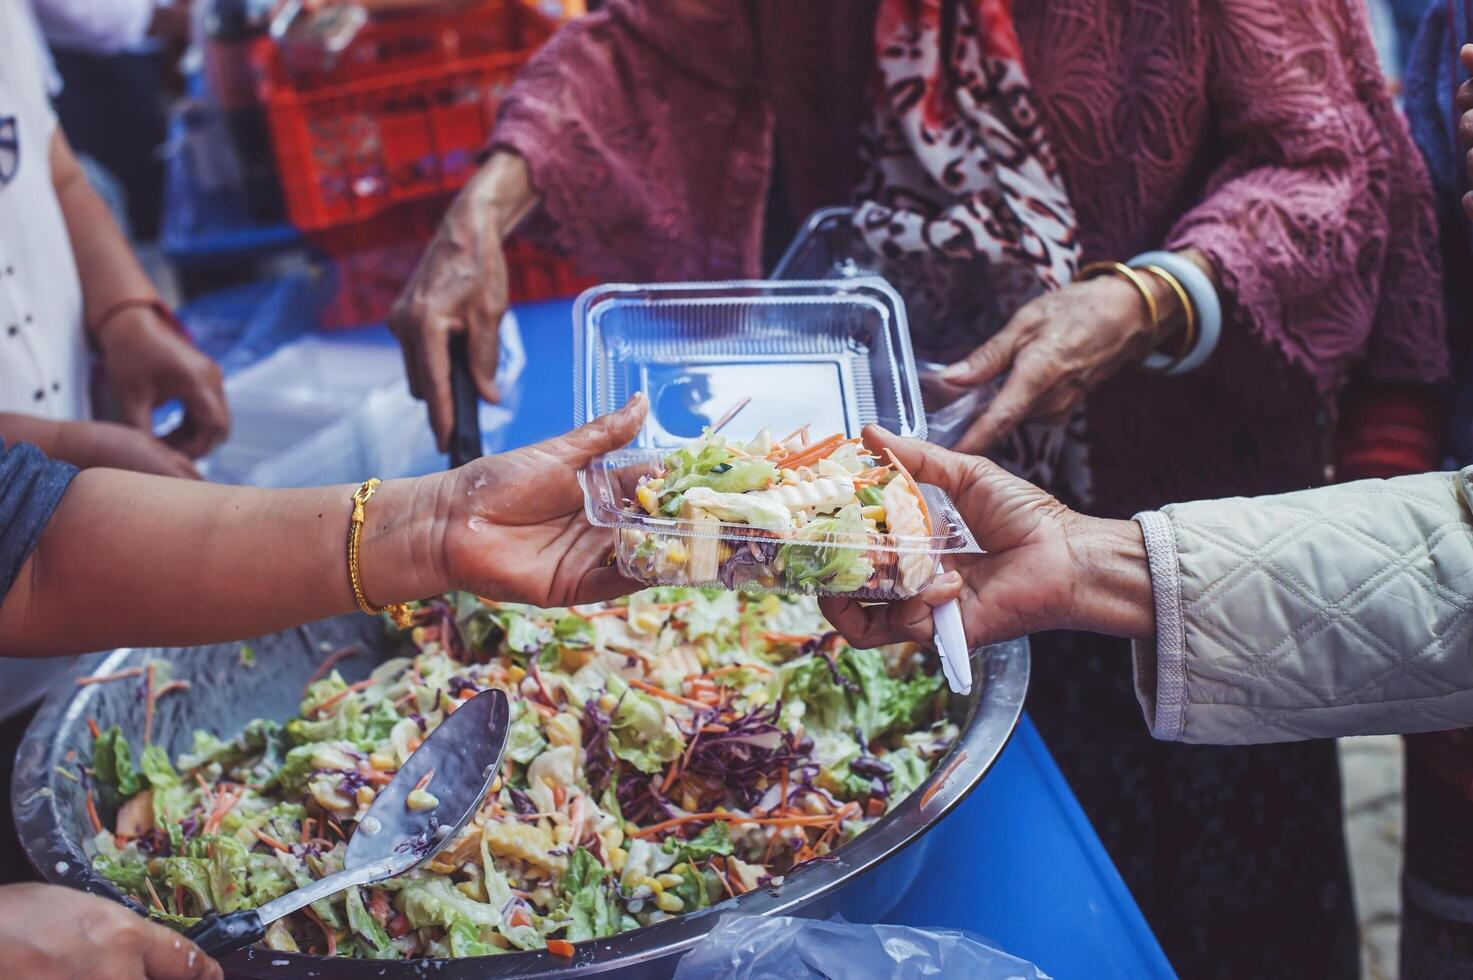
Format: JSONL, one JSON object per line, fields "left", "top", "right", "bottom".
{"left": 0, "top": 1, "right": 89, "bottom": 423}
{"left": 0, "top": 2, "right": 90, "bottom": 721}
{"left": 31, "top": 0, "right": 159, "bottom": 55}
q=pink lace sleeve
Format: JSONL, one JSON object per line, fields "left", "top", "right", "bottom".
{"left": 1165, "top": 0, "right": 1448, "bottom": 393}
{"left": 489, "top": 1, "right": 773, "bottom": 282}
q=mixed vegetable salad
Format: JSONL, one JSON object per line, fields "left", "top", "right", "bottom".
{"left": 619, "top": 426, "right": 939, "bottom": 596}
{"left": 85, "top": 589, "right": 957, "bottom": 959}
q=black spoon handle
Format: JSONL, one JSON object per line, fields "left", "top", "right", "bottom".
{"left": 448, "top": 333, "right": 482, "bottom": 469}
{"left": 184, "top": 909, "right": 266, "bottom": 958}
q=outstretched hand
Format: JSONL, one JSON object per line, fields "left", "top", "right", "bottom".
{"left": 442, "top": 394, "right": 648, "bottom": 608}
{"left": 818, "top": 426, "right": 1155, "bottom": 652}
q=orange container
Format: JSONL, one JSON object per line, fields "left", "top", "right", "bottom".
{"left": 254, "top": 0, "right": 553, "bottom": 231}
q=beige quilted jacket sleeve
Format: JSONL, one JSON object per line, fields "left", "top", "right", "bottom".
{"left": 1131, "top": 468, "right": 1473, "bottom": 744}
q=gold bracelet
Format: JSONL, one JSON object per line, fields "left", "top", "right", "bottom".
{"left": 348, "top": 479, "right": 414, "bottom": 629}
{"left": 1079, "top": 261, "right": 1161, "bottom": 347}
{"left": 1140, "top": 264, "right": 1198, "bottom": 363}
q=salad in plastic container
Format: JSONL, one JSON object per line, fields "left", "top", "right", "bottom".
{"left": 574, "top": 280, "right": 980, "bottom": 599}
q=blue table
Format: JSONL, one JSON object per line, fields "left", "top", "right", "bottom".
{"left": 500, "top": 297, "right": 1175, "bottom": 979}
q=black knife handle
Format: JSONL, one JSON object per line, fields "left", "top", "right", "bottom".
{"left": 184, "top": 909, "right": 266, "bottom": 958}
{"left": 448, "top": 333, "right": 482, "bottom": 469}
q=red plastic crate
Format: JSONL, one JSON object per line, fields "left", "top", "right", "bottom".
{"left": 312, "top": 196, "right": 594, "bottom": 330}
{"left": 254, "top": 1, "right": 553, "bottom": 232}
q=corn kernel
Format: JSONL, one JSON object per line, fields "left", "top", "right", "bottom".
{"left": 490, "top": 775, "right": 503, "bottom": 794}
{"left": 749, "top": 690, "right": 769, "bottom": 708}
{"left": 642, "top": 876, "right": 664, "bottom": 896}
{"left": 406, "top": 789, "right": 441, "bottom": 812}
{"left": 861, "top": 505, "right": 887, "bottom": 523}
{"left": 455, "top": 879, "right": 488, "bottom": 902}
{"left": 655, "top": 873, "right": 683, "bottom": 889}
{"left": 355, "top": 785, "right": 376, "bottom": 806}
{"left": 656, "top": 892, "right": 685, "bottom": 913}
{"left": 597, "top": 693, "right": 618, "bottom": 713}
{"left": 608, "top": 846, "right": 627, "bottom": 872}
{"left": 665, "top": 542, "right": 688, "bottom": 566}
{"left": 507, "top": 665, "right": 526, "bottom": 683}
{"left": 670, "top": 863, "right": 688, "bottom": 876}
{"left": 545, "top": 712, "right": 580, "bottom": 748}
{"left": 368, "top": 751, "right": 396, "bottom": 771}
{"left": 636, "top": 484, "right": 659, "bottom": 514}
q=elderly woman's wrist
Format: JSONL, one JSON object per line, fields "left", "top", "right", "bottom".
{"left": 1065, "top": 514, "right": 1156, "bottom": 641}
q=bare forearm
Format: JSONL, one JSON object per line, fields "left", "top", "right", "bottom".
{"left": 1067, "top": 515, "right": 1156, "bottom": 642}
{"left": 458, "top": 151, "right": 540, "bottom": 244}
{"left": 50, "top": 130, "right": 156, "bottom": 332}
{"left": 0, "top": 415, "right": 62, "bottom": 457}
{"left": 0, "top": 470, "right": 452, "bottom": 656}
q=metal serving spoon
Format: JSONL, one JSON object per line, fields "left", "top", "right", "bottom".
{"left": 184, "top": 688, "right": 511, "bottom": 957}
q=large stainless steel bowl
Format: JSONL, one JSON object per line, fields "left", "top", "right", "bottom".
{"left": 13, "top": 614, "right": 1028, "bottom": 978}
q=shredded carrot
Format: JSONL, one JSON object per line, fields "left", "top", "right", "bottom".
{"left": 412, "top": 768, "right": 436, "bottom": 794}
{"left": 311, "top": 677, "right": 377, "bottom": 715}
{"left": 144, "top": 876, "right": 166, "bottom": 912}
{"left": 252, "top": 828, "right": 291, "bottom": 853}
{"left": 142, "top": 663, "right": 157, "bottom": 744}
{"left": 865, "top": 797, "right": 887, "bottom": 818}
{"left": 780, "top": 768, "right": 790, "bottom": 810}
{"left": 761, "top": 632, "right": 815, "bottom": 646}
{"left": 75, "top": 667, "right": 145, "bottom": 687}
{"left": 883, "top": 448, "right": 932, "bottom": 535}
{"left": 709, "top": 395, "right": 751, "bottom": 434}
{"left": 359, "top": 768, "right": 394, "bottom": 785}
{"left": 327, "top": 818, "right": 346, "bottom": 841}
{"left": 777, "top": 423, "right": 811, "bottom": 447}
{"left": 304, "top": 905, "right": 337, "bottom": 957}
{"left": 627, "top": 677, "right": 709, "bottom": 710}
{"left": 772, "top": 433, "right": 846, "bottom": 470}
{"left": 508, "top": 907, "right": 533, "bottom": 929}
{"left": 173, "top": 884, "right": 186, "bottom": 915}
{"left": 551, "top": 780, "right": 566, "bottom": 810}
{"left": 918, "top": 751, "right": 967, "bottom": 809}
{"left": 301, "top": 817, "right": 315, "bottom": 844}
{"left": 710, "top": 857, "right": 736, "bottom": 899}
{"left": 154, "top": 680, "right": 192, "bottom": 700}
{"left": 546, "top": 938, "right": 575, "bottom": 958}
{"left": 84, "top": 789, "right": 103, "bottom": 833}
{"left": 302, "top": 646, "right": 362, "bottom": 693}
{"left": 699, "top": 723, "right": 729, "bottom": 734}
{"left": 86, "top": 717, "right": 100, "bottom": 740}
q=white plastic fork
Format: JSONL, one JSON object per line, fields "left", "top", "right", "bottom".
{"left": 933, "top": 599, "right": 971, "bottom": 696}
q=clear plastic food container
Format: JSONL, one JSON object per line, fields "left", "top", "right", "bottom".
{"left": 574, "top": 280, "right": 980, "bottom": 598}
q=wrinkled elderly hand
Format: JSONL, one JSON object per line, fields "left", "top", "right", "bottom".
{"left": 0, "top": 883, "right": 221, "bottom": 980}
{"left": 99, "top": 308, "right": 229, "bottom": 459}
{"left": 939, "top": 274, "right": 1156, "bottom": 454}
{"left": 389, "top": 152, "right": 537, "bottom": 451}
{"left": 440, "top": 393, "right": 646, "bottom": 608}
{"left": 817, "top": 427, "right": 1155, "bottom": 652}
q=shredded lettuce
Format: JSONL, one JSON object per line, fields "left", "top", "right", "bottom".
{"left": 778, "top": 505, "right": 874, "bottom": 593}
{"left": 657, "top": 434, "right": 778, "bottom": 514}
{"left": 92, "top": 725, "right": 141, "bottom": 797}
{"left": 661, "top": 822, "right": 733, "bottom": 864}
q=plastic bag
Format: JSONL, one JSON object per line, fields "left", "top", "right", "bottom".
{"left": 673, "top": 915, "right": 1051, "bottom": 980}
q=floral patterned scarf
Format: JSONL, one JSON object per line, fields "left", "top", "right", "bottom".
{"left": 855, "top": 0, "right": 1086, "bottom": 495}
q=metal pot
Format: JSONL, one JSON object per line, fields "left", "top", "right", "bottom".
{"left": 12, "top": 614, "right": 1027, "bottom": 977}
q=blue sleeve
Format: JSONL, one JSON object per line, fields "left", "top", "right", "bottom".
{"left": 1404, "top": 1, "right": 1462, "bottom": 230}
{"left": 0, "top": 440, "right": 77, "bottom": 600}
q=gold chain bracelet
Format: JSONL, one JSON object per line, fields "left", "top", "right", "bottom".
{"left": 348, "top": 479, "right": 414, "bottom": 629}
{"left": 1079, "top": 261, "right": 1161, "bottom": 348}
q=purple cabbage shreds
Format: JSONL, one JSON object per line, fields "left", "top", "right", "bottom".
{"left": 338, "top": 770, "right": 367, "bottom": 794}
{"left": 410, "top": 712, "right": 428, "bottom": 733}
{"left": 178, "top": 815, "right": 200, "bottom": 839}
{"left": 447, "top": 675, "right": 474, "bottom": 694}
{"left": 508, "top": 787, "right": 537, "bottom": 815}
{"left": 681, "top": 704, "right": 808, "bottom": 808}
{"left": 617, "top": 773, "right": 677, "bottom": 826}
{"left": 580, "top": 698, "right": 617, "bottom": 796}
{"left": 850, "top": 756, "right": 893, "bottom": 779}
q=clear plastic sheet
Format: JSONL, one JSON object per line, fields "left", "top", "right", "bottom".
{"left": 673, "top": 915, "right": 1051, "bottom": 980}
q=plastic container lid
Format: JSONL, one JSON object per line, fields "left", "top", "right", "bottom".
{"left": 573, "top": 279, "right": 926, "bottom": 445}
